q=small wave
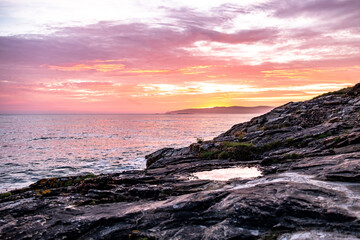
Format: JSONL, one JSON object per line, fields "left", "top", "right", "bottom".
{"left": 33, "top": 136, "right": 83, "bottom": 141}
{"left": 83, "top": 158, "right": 98, "bottom": 162}
{"left": 54, "top": 158, "right": 69, "bottom": 162}
{"left": 33, "top": 137, "right": 54, "bottom": 140}
{"left": 55, "top": 166, "right": 78, "bottom": 170}
{"left": 2, "top": 162, "right": 21, "bottom": 167}
{"left": 8, "top": 178, "right": 28, "bottom": 184}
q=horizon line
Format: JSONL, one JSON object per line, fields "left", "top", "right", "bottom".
{"left": 0, "top": 105, "right": 276, "bottom": 115}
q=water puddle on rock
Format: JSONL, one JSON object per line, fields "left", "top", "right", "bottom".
{"left": 278, "top": 230, "right": 359, "bottom": 240}
{"left": 189, "top": 167, "right": 261, "bottom": 181}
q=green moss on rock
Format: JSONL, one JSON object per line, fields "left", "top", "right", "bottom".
{"left": 218, "top": 151, "right": 230, "bottom": 159}
{"left": 0, "top": 192, "right": 11, "bottom": 199}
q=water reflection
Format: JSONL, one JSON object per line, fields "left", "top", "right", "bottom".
{"left": 190, "top": 167, "right": 262, "bottom": 181}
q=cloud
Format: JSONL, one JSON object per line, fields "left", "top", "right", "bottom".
{"left": 0, "top": 2, "right": 360, "bottom": 113}
{"left": 271, "top": 0, "right": 360, "bottom": 19}
{"left": 1, "top": 2, "right": 359, "bottom": 69}
{"left": 0, "top": 21, "right": 279, "bottom": 68}
{"left": 262, "top": 0, "right": 360, "bottom": 31}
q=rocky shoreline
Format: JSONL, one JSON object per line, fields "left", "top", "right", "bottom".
{"left": 1, "top": 83, "right": 360, "bottom": 240}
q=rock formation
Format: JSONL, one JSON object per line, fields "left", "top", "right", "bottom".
{"left": 1, "top": 83, "right": 360, "bottom": 239}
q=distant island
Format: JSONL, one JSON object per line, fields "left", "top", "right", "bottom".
{"left": 166, "top": 106, "right": 274, "bottom": 114}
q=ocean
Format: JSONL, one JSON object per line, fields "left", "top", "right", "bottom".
{"left": 0, "top": 114, "right": 259, "bottom": 192}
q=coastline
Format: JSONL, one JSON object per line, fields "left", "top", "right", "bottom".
{"left": 0, "top": 83, "right": 359, "bottom": 239}
{"left": 0, "top": 114, "right": 256, "bottom": 193}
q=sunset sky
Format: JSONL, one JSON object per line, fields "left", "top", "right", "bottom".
{"left": 0, "top": 0, "right": 359, "bottom": 113}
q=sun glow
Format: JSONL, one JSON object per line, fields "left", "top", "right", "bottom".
{"left": 139, "top": 83, "right": 258, "bottom": 96}
{"left": 138, "top": 82, "right": 352, "bottom": 97}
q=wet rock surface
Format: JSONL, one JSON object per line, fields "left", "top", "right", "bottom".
{"left": 1, "top": 83, "right": 360, "bottom": 239}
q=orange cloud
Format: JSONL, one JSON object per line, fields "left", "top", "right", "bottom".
{"left": 48, "top": 62, "right": 171, "bottom": 74}
{"left": 49, "top": 63, "right": 125, "bottom": 72}
{"left": 48, "top": 62, "right": 228, "bottom": 75}
{"left": 262, "top": 66, "right": 360, "bottom": 79}
{"left": 124, "top": 69, "right": 170, "bottom": 73}
{"left": 178, "top": 65, "right": 227, "bottom": 75}
{"left": 206, "top": 74, "right": 227, "bottom": 78}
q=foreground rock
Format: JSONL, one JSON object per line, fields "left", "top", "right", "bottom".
{"left": 1, "top": 83, "right": 360, "bottom": 240}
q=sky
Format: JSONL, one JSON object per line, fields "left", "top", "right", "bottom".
{"left": 0, "top": 0, "right": 359, "bottom": 114}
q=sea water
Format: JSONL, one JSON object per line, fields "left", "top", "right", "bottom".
{"left": 0, "top": 114, "right": 259, "bottom": 192}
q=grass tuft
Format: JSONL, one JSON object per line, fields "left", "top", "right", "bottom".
{"left": 223, "top": 142, "right": 255, "bottom": 148}
{"left": 261, "top": 140, "right": 283, "bottom": 152}
{"left": 199, "top": 151, "right": 216, "bottom": 159}
{"left": 218, "top": 151, "right": 230, "bottom": 159}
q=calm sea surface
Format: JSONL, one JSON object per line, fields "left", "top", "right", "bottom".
{"left": 0, "top": 114, "right": 259, "bottom": 192}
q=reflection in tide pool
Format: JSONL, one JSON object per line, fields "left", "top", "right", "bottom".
{"left": 191, "top": 167, "right": 262, "bottom": 181}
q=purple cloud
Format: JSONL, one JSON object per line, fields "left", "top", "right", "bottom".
{"left": 0, "top": 3, "right": 359, "bottom": 84}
